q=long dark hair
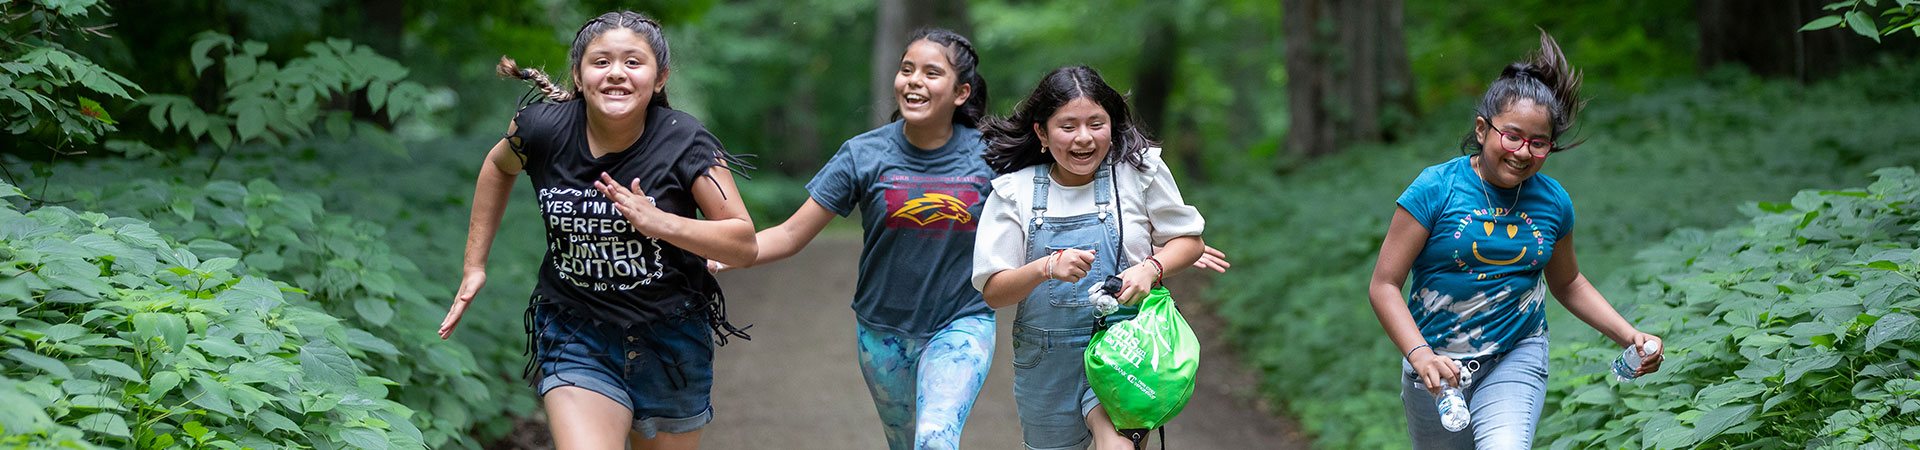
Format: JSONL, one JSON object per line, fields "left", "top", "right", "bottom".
{"left": 890, "top": 28, "right": 989, "bottom": 128}
{"left": 981, "top": 66, "right": 1154, "bottom": 175}
{"left": 496, "top": 10, "right": 673, "bottom": 108}
{"left": 1461, "top": 27, "right": 1587, "bottom": 155}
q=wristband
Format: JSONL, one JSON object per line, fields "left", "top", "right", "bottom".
{"left": 1145, "top": 257, "right": 1165, "bottom": 284}
{"left": 1405, "top": 344, "right": 1431, "bottom": 360}
{"left": 1044, "top": 250, "right": 1061, "bottom": 281}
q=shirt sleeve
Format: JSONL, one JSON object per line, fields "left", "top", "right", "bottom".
{"left": 1395, "top": 165, "right": 1447, "bottom": 232}
{"left": 506, "top": 101, "right": 564, "bottom": 165}
{"left": 1138, "top": 149, "right": 1204, "bottom": 245}
{"left": 805, "top": 141, "right": 863, "bottom": 217}
{"left": 971, "top": 172, "right": 1030, "bottom": 292}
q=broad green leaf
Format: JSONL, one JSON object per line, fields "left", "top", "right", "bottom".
{"left": 368, "top": 81, "right": 389, "bottom": 112}
{"left": 1694, "top": 381, "right": 1765, "bottom": 408}
{"left": 5, "top": 349, "right": 72, "bottom": 378}
{"left": 1808, "top": 291, "right": 1864, "bottom": 308}
{"left": 236, "top": 101, "right": 267, "bottom": 141}
{"left": 1693, "top": 404, "right": 1756, "bottom": 443}
{"left": 131, "top": 312, "right": 188, "bottom": 351}
{"left": 299, "top": 340, "right": 361, "bottom": 387}
{"left": 353, "top": 297, "right": 393, "bottom": 327}
{"left": 86, "top": 360, "right": 142, "bottom": 382}
{"left": 147, "top": 370, "right": 183, "bottom": 399}
{"left": 190, "top": 34, "right": 231, "bottom": 74}
{"left": 1847, "top": 10, "right": 1883, "bottom": 41}
{"left": 1785, "top": 353, "right": 1844, "bottom": 384}
{"left": 344, "top": 328, "right": 399, "bottom": 356}
{"left": 1867, "top": 312, "right": 1919, "bottom": 350}
{"left": 70, "top": 394, "right": 124, "bottom": 410}
{"left": 1803, "top": 15, "right": 1847, "bottom": 30}
{"left": 189, "top": 374, "right": 235, "bottom": 416}
{"left": 43, "top": 323, "right": 86, "bottom": 342}
{"left": 251, "top": 410, "right": 298, "bottom": 435}
{"left": 76, "top": 412, "right": 131, "bottom": 438}
{"left": 193, "top": 336, "right": 250, "bottom": 359}
{"left": 335, "top": 426, "right": 389, "bottom": 450}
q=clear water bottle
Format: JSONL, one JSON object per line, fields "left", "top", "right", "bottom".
{"left": 1087, "top": 280, "right": 1120, "bottom": 317}
{"left": 1437, "top": 386, "right": 1470, "bottom": 432}
{"left": 1436, "top": 360, "right": 1475, "bottom": 432}
{"left": 1611, "top": 340, "right": 1661, "bottom": 383}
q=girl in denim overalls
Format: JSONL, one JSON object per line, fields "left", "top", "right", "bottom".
{"left": 973, "top": 66, "right": 1208, "bottom": 450}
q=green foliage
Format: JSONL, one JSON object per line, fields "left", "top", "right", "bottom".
{"left": 1539, "top": 167, "right": 1920, "bottom": 449}
{"left": 0, "top": 0, "right": 143, "bottom": 150}
{"left": 1197, "top": 62, "right": 1920, "bottom": 449}
{"left": 0, "top": 184, "right": 420, "bottom": 449}
{"left": 136, "top": 32, "right": 429, "bottom": 155}
{"left": 1802, "top": 0, "right": 1920, "bottom": 42}
{"left": 48, "top": 173, "right": 511, "bottom": 449}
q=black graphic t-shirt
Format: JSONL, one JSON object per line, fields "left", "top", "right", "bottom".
{"left": 510, "top": 100, "right": 732, "bottom": 326}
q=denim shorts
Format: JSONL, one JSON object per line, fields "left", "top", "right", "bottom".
{"left": 531, "top": 304, "right": 715, "bottom": 438}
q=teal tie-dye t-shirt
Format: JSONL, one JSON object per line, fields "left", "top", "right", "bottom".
{"left": 1396, "top": 155, "right": 1574, "bottom": 359}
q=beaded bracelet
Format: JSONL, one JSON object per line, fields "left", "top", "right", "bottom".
{"left": 1405, "top": 344, "right": 1431, "bottom": 360}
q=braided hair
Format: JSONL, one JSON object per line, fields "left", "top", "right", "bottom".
{"left": 496, "top": 10, "right": 672, "bottom": 107}
{"left": 890, "top": 28, "right": 990, "bottom": 128}
{"left": 1461, "top": 27, "right": 1588, "bottom": 155}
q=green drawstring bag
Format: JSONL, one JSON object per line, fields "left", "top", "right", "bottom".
{"left": 1085, "top": 286, "right": 1199, "bottom": 442}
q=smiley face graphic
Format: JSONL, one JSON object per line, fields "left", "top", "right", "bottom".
{"left": 1449, "top": 209, "right": 1546, "bottom": 279}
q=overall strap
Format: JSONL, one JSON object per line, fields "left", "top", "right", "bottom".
{"left": 1030, "top": 165, "right": 1052, "bottom": 214}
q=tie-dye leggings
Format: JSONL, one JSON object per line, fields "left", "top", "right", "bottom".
{"left": 855, "top": 313, "right": 996, "bottom": 450}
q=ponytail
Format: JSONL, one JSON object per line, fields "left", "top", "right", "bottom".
{"left": 497, "top": 56, "right": 574, "bottom": 103}
{"left": 1461, "top": 27, "right": 1588, "bottom": 155}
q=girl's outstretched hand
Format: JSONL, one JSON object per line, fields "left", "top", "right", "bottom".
{"left": 439, "top": 270, "right": 485, "bottom": 339}
{"left": 1193, "top": 245, "right": 1230, "bottom": 273}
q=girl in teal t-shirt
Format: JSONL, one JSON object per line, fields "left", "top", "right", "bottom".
{"left": 1367, "top": 29, "right": 1666, "bottom": 449}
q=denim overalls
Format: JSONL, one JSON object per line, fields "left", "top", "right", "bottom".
{"left": 1010, "top": 165, "right": 1137, "bottom": 450}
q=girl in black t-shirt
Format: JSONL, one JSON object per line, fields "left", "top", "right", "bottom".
{"left": 435, "top": 10, "right": 754, "bottom": 450}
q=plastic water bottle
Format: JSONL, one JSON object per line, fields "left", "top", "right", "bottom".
{"left": 1437, "top": 386, "right": 1470, "bottom": 432}
{"left": 1435, "top": 360, "right": 1474, "bottom": 432}
{"left": 1087, "top": 281, "right": 1120, "bottom": 317}
{"left": 1612, "top": 340, "right": 1661, "bottom": 383}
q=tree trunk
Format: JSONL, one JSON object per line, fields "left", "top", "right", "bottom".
{"left": 1696, "top": 0, "right": 1919, "bottom": 83}
{"left": 1281, "top": 0, "right": 1415, "bottom": 161}
{"left": 1131, "top": 12, "right": 1198, "bottom": 180}
{"left": 869, "top": 0, "right": 972, "bottom": 127}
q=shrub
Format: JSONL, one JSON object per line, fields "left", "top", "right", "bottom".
{"left": 0, "top": 183, "right": 420, "bottom": 449}
{"left": 1540, "top": 167, "right": 1920, "bottom": 449}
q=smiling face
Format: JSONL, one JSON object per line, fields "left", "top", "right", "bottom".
{"left": 894, "top": 40, "right": 970, "bottom": 127}
{"left": 574, "top": 28, "right": 665, "bottom": 121}
{"left": 1473, "top": 98, "right": 1553, "bottom": 188}
{"left": 1034, "top": 97, "right": 1112, "bottom": 186}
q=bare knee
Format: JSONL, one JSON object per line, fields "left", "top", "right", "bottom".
{"left": 631, "top": 429, "right": 702, "bottom": 450}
